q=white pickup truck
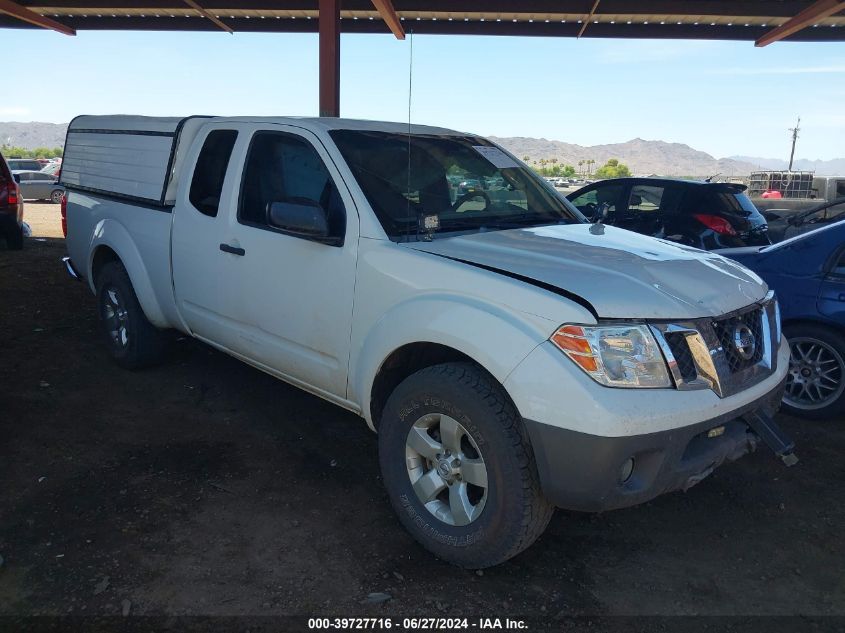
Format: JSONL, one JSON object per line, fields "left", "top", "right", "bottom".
{"left": 61, "top": 115, "right": 794, "bottom": 568}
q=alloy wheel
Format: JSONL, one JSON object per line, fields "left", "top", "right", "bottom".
{"left": 784, "top": 337, "right": 845, "bottom": 411}
{"left": 102, "top": 287, "right": 130, "bottom": 349}
{"left": 404, "top": 413, "right": 488, "bottom": 526}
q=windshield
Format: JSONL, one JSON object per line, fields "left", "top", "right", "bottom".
{"left": 329, "top": 130, "right": 584, "bottom": 240}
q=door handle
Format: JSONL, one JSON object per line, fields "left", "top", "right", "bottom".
{"left": 219, "top": 243, "right": 245, "bottom": 256}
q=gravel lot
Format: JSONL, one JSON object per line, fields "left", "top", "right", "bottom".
{"left": 1, "top": 204, "right": 844, "bottom": 624}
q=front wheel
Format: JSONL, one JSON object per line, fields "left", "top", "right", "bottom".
{"left": 378, "top": 363, "right": 553, "bottom": 568}
{"left": 50, "top": 189, "right": 64, "bottom": 204}
{"left": 782, "top": 323, "right": 845, "bottom": 420}
{"left": 95, "top": 261, "right": 169, "bottom": 369}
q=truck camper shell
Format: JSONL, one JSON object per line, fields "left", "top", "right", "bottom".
{"left": 60, "top": 115, "right": 212, "bottom": 206}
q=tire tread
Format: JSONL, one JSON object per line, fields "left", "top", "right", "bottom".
{"left": 387, "top": 362, "right": 553, "bottom": 568}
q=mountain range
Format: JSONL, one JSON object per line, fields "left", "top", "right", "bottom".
{"left": 0, "top": 122, "right": 67, "bottom": 149}
{"left": 490, "top": 136, "right": 844, "bottom": 178}
{"left": 0, "top": 121, "right": 841, "bottom": 178}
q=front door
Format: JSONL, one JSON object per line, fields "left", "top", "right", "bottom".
{"left": 172, "top": 123, "right": 359, "bottom": 399}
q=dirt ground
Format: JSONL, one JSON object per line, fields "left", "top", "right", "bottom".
{"left": 1, "top": 204, "right": 844, "bottom": 625}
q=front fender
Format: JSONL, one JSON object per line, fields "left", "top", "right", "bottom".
{"left": 351, "top": 292, "right": 558, "bottom": 429}
{"left": 87, "top": 218, "right": 169, "bottom": 328}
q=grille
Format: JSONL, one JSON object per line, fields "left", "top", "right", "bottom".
{"left": 664, "top": 331, "right": 697, "bottom": 382}
{"left": 712, "top": 307, "right": 765, "bottom": 373}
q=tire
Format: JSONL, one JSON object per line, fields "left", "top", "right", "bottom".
{"left": 95, "top": 261, "right": 168, "bottom": 369}
{"left": 378, "top": 362, "right": 553, "bottom": 568}
{"left": 782, "top": 322, "right": 845, "bottom": 420}
{"left": 6, "top": 224, "right": 23, "bottom": 250}
{"left": 50, "top": 189, "right": 64, "bottom": 204}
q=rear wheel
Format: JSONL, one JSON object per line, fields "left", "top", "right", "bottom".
{"left": 378, "top": 362, "right": 553, "bottom": 568}
{"left": 95, "top": 261, "right": 168, "bottom": 369}
{"left": 782, "top": 323, "right": 845, "bottom": 420}
{"left": 50, "top": 189, "right": 64, "bottom": 204}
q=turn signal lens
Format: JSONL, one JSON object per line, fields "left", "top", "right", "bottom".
{"left": 551, "top": 323, "right": 672, "bottom": 389}
{"left": 551, "top": 326, "right": 599, "bottom": 372}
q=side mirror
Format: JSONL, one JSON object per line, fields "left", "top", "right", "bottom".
{"left": 267, "top": 200, "right": 330, "bottom": 241}
{"left": 267, "top": 200, "right": 343, "bottom": 246}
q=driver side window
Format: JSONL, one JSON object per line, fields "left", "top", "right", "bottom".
{"left": 570, "top": 185, "right": 624, "bottom": 219}
{"left": 238, "top": 131, "right": 346, "bottom": 240}
{"left": 569, "top": 188, "right": 598, "bottom": 211}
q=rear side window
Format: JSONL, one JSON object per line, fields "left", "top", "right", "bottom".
{"left": 189, "top": 130, "right": 238, "bottom": 217}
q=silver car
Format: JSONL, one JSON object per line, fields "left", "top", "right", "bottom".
{"left": 12, "top": 170, "right": 65, "bottom": 203}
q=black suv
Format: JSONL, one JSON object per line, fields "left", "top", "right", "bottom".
{"left": 0, "top": 151, "right": 24, "bottom": 249}
{"left": 566, "top": 177, "right": 770, "bottom": 250}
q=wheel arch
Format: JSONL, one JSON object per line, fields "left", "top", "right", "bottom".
{"left": 354, "top": 297, "right": 554, "bottom": 432}
{"left": 370, "top": 343, "right": 487, "bottom": 431}
{"left": 88, "top": 222, "right": 168, "bottom": 328}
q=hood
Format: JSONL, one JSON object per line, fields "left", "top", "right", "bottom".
{"left": 405, "top": 224, "right": 767, "bottom": 320}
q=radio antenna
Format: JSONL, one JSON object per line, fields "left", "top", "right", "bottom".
{"left": 788, "top": 116, "right": 800, "bottom": 172}
{"left": 405, "top": 28, "right": 414, "bottom": 241}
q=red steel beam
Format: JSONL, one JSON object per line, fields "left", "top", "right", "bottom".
{"left": 756, "top": 0, "right": 845, "bottom": 46}
{"left": 0, "top": 0, "right": 74, "bottom": 35}
{"left": 183, "top": 0, "right": 232, "bottom": 33}
{"left": 370, "top": 0, "right": 404, "bottom": 39}
{"left": 319, "top": 0, "right": 340, "bottom": 117}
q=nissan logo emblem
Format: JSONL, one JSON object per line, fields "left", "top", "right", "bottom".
{"left": 733, "top": 324, "right": 756, "bottom": 361}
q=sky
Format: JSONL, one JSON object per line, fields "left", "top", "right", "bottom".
{"left": 3, "top": 27, "right": 845, "bottom": 160}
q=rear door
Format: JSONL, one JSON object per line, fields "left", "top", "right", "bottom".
{"left": 171, "top": 123, "right": 242, "bottom": 344}
{"left": 172, "top": 123, "right": 359, "bottom": 399}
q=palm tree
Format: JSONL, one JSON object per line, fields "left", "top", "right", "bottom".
{"left": 578, "top": 160, "right": 584, "bottom": 175}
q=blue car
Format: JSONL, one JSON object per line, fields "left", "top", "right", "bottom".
{"left": 720, "top": 221, "right": 845, "bottom": 419}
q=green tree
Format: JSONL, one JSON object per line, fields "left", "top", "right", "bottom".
{"left": 0, "top": 144, "right": 63, "bottom": 159}
{"left": 594, "top": 158, "right": 631, "bottom": 179}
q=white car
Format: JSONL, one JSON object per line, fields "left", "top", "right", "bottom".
{"left": 61, "top": 115, "right": 792, "bottom": 568}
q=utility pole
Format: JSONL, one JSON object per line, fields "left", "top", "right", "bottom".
{"left": 788, "top": 116, "right": 800, "bottom": 171}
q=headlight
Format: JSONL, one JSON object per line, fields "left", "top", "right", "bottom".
{"left": 551, "top": 324, "right": 672, "bottom": 388}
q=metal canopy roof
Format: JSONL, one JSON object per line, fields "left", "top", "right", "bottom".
{"left": 2, "top": 1, "right": 845, "bottom": 44}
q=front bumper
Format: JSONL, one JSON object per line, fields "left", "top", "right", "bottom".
{"left": 506, "top": 338, "right": 791, "bottom": 512}
{"left": 523, "top": 381, "right": 785, "bottom": 512}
